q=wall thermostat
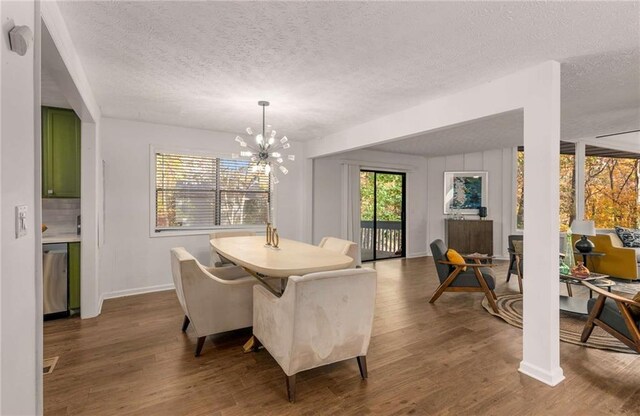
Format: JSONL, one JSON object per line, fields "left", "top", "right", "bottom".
{"left": 9, "top": 25, "right": 33, "bottom": 57}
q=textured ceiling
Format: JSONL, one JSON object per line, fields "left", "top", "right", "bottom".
{"left": 56, "top": 1, "right": 639, "bottom": 143}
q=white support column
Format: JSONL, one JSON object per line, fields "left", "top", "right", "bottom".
{"left": 80, "top": 122, "right": 101, "bottom": 318}
{"left": 575, "top": 142, "right": 586, "bottom": 221}
{"left": 519, "top": 62, "right": 565, "bottom": 386}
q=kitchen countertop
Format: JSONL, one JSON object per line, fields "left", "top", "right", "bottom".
{"left": 43, "top": 234, "right": 81, "bottom": 244}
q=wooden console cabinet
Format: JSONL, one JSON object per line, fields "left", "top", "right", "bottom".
{"left": 445, "top": 219, "right": 493, "bottom": 256}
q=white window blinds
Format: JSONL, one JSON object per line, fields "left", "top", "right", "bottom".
{"left": 155, "top": 153, "right": 270, "bottom": 231}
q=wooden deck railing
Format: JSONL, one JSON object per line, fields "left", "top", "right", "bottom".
{"left": 361, "top": 220, "right": 403, "bottom": 255}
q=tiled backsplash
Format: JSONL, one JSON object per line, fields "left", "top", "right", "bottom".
{"left": 42, "top": 198, "right": 80, "bottom": 236}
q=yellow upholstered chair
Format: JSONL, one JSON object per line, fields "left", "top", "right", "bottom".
{"left": 572, "top": 233, "right": 638, "bottom": 281}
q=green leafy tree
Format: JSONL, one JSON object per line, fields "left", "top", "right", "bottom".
{"left": 584, "top": 156, "right": 639, "bottom": 228}
{"left": 360, "top": 172, "right": 403, "bottom": 221}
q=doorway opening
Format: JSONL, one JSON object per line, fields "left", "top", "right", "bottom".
{"left": 360, "top": 170, "right": 406, "bottom": 262}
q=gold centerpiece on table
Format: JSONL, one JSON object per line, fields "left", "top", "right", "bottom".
{"left": 265, "top": 223, "right": 272, "bottom": 246}
{"left": 271, "top": 228, "right": 280, "bottom": 249}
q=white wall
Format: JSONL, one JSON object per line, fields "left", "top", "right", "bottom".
{"left": 313, "top": 149, "right": 429, "bottom": 257}
{"left": 1, "top": 1, "right": 39, "bottom": 414}
{"left": 312, "top": 147, "right": 515, "bottom": 260}
{"left": 98, "top": 118, "right": 304, "bottom": 300}
{"left": 425, "top": 147, "right": 515, "bottom": 258}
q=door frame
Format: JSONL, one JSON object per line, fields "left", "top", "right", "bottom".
{"left": 360, "top": 169, "right": 406, "bottom": 262}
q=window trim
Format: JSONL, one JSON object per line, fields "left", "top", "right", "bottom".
{"left": 148, "top": 145, "right": 273, "bottom": 238}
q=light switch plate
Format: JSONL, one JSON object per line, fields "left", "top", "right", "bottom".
{"left": 15, "top": 205, "right": 28, "bottom": 238}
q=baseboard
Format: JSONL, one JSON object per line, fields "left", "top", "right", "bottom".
{"left": 407, "top": 251, "right": 428, "bottom": 259}
{"left": 518, "top": 361, "right": 565, "bottom": 386}
{"left": 98, "top": 293, "right": 105, "bottom": 316}
{"left": 100, "top": 283, "right": 176, "bottom": 307}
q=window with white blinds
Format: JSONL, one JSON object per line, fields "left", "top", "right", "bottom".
{"left": 155, "top": 152, "right": 270, "bottom": 231}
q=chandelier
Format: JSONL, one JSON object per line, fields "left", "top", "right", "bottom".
{"left": 232, "top": 101, "right": 294, "bottom": 184}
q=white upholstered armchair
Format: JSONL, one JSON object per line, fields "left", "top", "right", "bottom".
{"left": 209, "top": 230, "right": 256, "bottom": 267}
{"left": 253, "top": 267, "right": 377, "bottom": 402}
{"left": 170, "top": 247, "right": 255, "bottom": 356}
{"left": 318, "top": 236, "right": 361, "bottom": 267}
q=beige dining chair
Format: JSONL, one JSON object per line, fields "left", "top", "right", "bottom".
{"left": 318, "top": 236, "right": 360, "bottom": 267}
{"left": 252, "top": 267, "right": 377, "bottom": 402}
{"left": 171, "top": 247, "right": 255, "bottom": 356}
{"left": 209, "top": 230, "right": 256, "bottom": 267}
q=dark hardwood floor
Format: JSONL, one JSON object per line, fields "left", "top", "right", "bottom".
{"left": 44, "top": 257, "right": 639, "bottom": 415}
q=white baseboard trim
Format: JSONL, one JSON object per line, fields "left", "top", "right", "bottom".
{"left": 98, "top": 294, "right": 105, "bottom": 316}
{"left": 98, "top": 283, "right": 176, "bottom": 314}
{"left": 102, "top": 283, "right": 175, "bottom": 300}
{"left": 407, "top": 251, "right": 428, "bottom": 258}
{"left": 518, "top": 361, "right": 565, "bottom": 386}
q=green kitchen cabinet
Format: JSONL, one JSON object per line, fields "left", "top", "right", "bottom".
{"left": 42, "top": 107, "right": 81, "bottom": 198}
{"left": 68, "top": 242, "right": 81, "bottom": 311}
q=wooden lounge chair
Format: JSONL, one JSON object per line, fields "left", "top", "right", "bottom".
{"left": 429, "top": 239, "right": 498, "bottom": 313}
{"left": 581, "top": 281, "right": 640, "bottom": 353}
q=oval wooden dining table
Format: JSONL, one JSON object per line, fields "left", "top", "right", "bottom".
{"left": 210, "top": 235, "right": 354, "bottom": 280}
{"left": 210, "top": 235, "right": 355, "bottom": 352}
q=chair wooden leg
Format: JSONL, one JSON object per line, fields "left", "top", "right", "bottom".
{"left": 617, "top": 302, "right": 640, "bottom": 348}
{"left": 286, "top": 374, "right": 296, "bottom": 403}
{"left": 474, "top": 268, "right": 498, "bottom": 313}
{"left": 491, "top": 290, "right": 498, "bottom": 300}
{"left": 517, "top": 274, "right": 523, "bottom": 294}
{"left": 429, "top": 267, "right": 462, "bottom": 303}
{"left": 580, "top": 318, "right": 596, "bottom": 344}
{"left": 566, "top": 283, "right": 573, "bottom": 297}
{"left": 515, "top": 255, "right": 523, "bottom": 294}
{"left": 581, "top": 295, "right": 605, "bottom": 343}
{"left": 356, "top": 356, "right": 368, "bottom": 379}
{"left": 484, "top": 290, "right": 499, "bottom": 313}
{"left": 506, "top": 257, "right": 514, "bottom": 282}
{"left": 195, "top": 336, "right": 206, "bottom": 357}
{"left": 181, "top": 315, "right": 190, "bottom": 332}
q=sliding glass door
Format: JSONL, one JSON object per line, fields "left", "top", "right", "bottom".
{"left": 360, "top": 170, "right": 406, "bottom": 262}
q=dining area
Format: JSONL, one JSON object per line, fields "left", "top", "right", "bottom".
{"left": 170, "top": 231, "right": 376, "bottom": 403}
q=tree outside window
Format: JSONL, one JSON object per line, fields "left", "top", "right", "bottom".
{"left": 584, "top": 156, "right": 639, "bottom": 229}
{"left": 155, "top": 153, "right": 270, "bottom": 231}
{"left": 516, "top": 149, "right": 640, "bottom": 231}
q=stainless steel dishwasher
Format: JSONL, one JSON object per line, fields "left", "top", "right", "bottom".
{"left": 43, "top": 243, "right": 69, "bottom": 319}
